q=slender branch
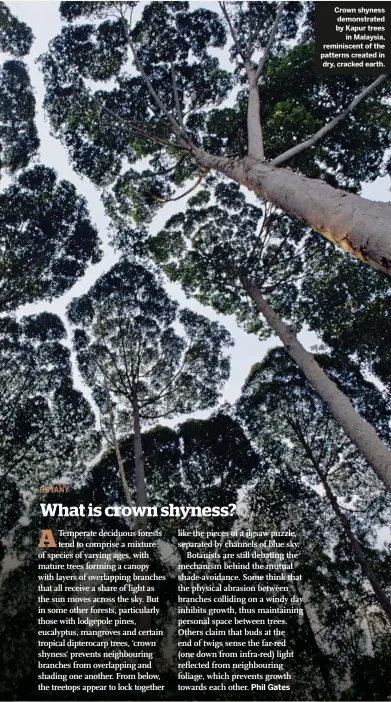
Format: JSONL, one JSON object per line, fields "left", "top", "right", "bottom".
{"left": 117, "top": 307, "right": 135, "bottom": 394}
{"left": 170, "top": 60, "right": 185, "bottom": 129}
{"left": 272, "top": 74, "right": 388, "bottom": 166}
{"left": 138, "top": 342, "right": 194, "bottom": 409}
{"left": 100, "top": 103, "right": 191, "bottom": 152}
{"left": 246, "top": 201, "right": 274, "bottom": 263}
{"left": 120, "top": 15, "right": 189, "bottom": 143}
{"left": 255, "top": 1, "right": 286, "bottom": 80}
{"left": 338, "top": 496, "right": 380, "bottom": 514}
{"left": 145, "top": 174, "right": 204, "bottom": 203}
{"left": 219, "top": 1, "right": 246, "bottom": 62}
{"left": 119, "top": 155, "right": 187, "bottom": 182}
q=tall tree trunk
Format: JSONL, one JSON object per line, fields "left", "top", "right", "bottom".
{"left": 105, "top": 383, "right": 138, "bottom": 530}
{"left": 247, "top": 74, "right": 264, "bottom": 160}
{"left": 131, "top": 395, "right": 153, "bottom": 636}
{"left": 132, "top": 397, "right": 148, "bottom": 531}
{"left": 193, "top": 148, "right": 391, "bottom": 276}
{"left": 292, "top": 583, "right": 335, "bottom": 700}
{"left": 296, "top": 433, "right": 391, "bottom": 626}
{"left": 321, "top": 474, "right": 391, "bottom": 626}
{"left": 239, "top": 276, "right": 391, "bottom": 493}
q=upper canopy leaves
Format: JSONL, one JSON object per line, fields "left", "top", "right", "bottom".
{"left": 0, "top": 165, "right": 102, "bottom": 312}
{"left": 39, "top": 0, "right": 391, "bottom": 209}
{"left": 0, "top": 2, "right": 33, "bottom": 57}
{"left": 0, "top": 312, "right": 100, "bottom": 488}
{"left": 151, "top": 181, "right": 306, "bottom": 338}
{"left": 67, "top": 257, "right": 233, "bottom": 423}
{"left": 237, "top": 346, "right": 391, "bottom": 514}
{"left": 0, "top": 60, "right": 39, "bottom": 176}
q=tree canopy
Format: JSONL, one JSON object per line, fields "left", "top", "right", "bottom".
{"left": 0, "top": 4, "right": 391, "bottom": 700}
{"left": 67, "top": 257, "right": 232, "bottom": 425}
{"left": 40, "top": 1, "right": 391, "bottom": 272}
{"left": 0, "top": 166, "right": 102, "bottom": 311}
{"left": 0, "top": 311, "right": 100, "bottom": 490}
{"left": 0, "top": 1, "right": 33, "bottom": 57}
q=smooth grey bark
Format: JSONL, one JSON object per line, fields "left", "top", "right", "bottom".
{"left": 117, "top": 4, "right": 391, "bottom": 274}
{"left": 193, "top": 148, "right": 391, "bottom": 276}
{"left": 239, "top": 275, "right": 391, "bottom": 493}
{"left": 116, "top": 3, "right": 390, "bottom": 274}
{"left": 247, "top": 74, "right": 265, "bottom": 160}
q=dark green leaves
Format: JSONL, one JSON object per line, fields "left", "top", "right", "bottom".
{"left": 151, "top": 181, "right": 305, "bottom": 338}
{"left": 0, "top": 313, "right": 99, "bottom": 488}
{"left": 0, "top": 60, "right": 39, "bottom": 175}
{"left": 0, "top": 165, "right": 102, "bottom": 311}
{"left": 67, "top": 257, "right": 232, "bottom": 424}
{"left": 0, "top": 2, "right": 33, "bottom": 57}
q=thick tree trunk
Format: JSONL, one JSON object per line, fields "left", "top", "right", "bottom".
{"left": 321, "top": 474, "right": 391, "bottom": 626}
{"left": 193, "top": 148, "right": 391, "bottom": 276}
{"left": 247, "top": 76, "right": 264, "bottom": 160}
{"left": 239, "top": 276, "right": 391, "bottom": 493}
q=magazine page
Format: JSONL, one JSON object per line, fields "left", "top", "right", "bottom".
{"left": 0, "top": 1, "right": 390, "bottom": 701}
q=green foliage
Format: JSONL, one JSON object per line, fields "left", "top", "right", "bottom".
{"left": 0, "top": 5, "right": 390, "bottom": 700}
{"left": 40, "top": 1, "right": 232, "bottom": 197}
{"left": 67, "top": 257, "right": 232, "bottom": 425}
{"left": 0, "top": 60, "right": 39, "bottom": 176}
{"left": 235, "top": 348, "right": 391, "bottom": 698}
{"left": 0, "top": 312, "right": 100, "bottom": 489}
{"left": 298, "top": 241, "right": 391, "bottom": 392}
{"left": 151, "top": 181, "right": 306, "bottom": 337}
{"left": 85, "top": 411, "right": 257, "bottom": 535}
{"left": 0, "top": 1, "right": 33, "bottom": 56}
{"left": 40, "top": 1, "right": 391, "bottom": 209}
{"left": 237, "top": 346, "right": 391, "bottom": 510}
{"left": 259, "top": 43, "right": 391, "bottom": 188}
{"left": 0, "top": 165, "right": 102, "bottom": 311}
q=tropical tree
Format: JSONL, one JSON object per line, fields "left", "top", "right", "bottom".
{"left": 40, "top": 1, "right": 391, "bottom": 274}
{"left": 236, "top": 347, "right": 391, "bottom": 625}
{"left": 1, "top": 5, "right": 102, "bottom": 309}
{"left": 0, "top": 1, "right": 33, "bottom": 56}
{"left": 297, "top": 244, "right": 391, "bottom": 394}
{"left": 0, "top": 166, "right": 102, "bottom": 312}
{"left": 67, "top": 257, "right": 232, "bottom": 528}
{"left": 0, "top": 311, "right": 100, "bottom": 491}
{"left": 242, "top": 450, "right": 391, "bottom": 700}
{"left": 0, "top": 2, "right": 38, "bottom": 176}
{"left": 0, "top": 58, "right": 39, "bottom": 176}
{"left": 0, "top": 411, "right": 257, "bottom": 701}
{"left": 149, "top": 182, "right": 391, "bottom": 493}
